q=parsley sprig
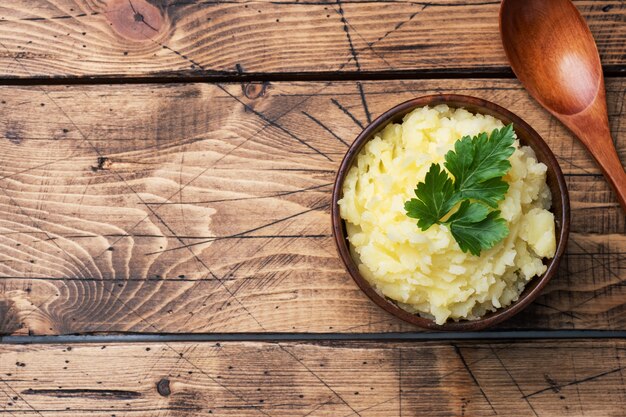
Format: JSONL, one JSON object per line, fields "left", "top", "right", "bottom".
{"left": 404, "top": 124, "right": 516, "bottom": 256}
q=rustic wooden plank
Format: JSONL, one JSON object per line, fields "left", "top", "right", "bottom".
{"left": 0, "top": 0, "right": 624, "bottom": 78}
{"left": 0, "top": 79, "right": 624, "bottom": 335}
{"left": 0, "top": 340, "right": 624, "bottom": 416}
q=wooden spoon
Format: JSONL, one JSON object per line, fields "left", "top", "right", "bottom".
{"left": 500, "top": 0, "right": 626, "bottom": 211}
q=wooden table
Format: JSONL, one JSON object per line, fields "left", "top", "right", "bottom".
{"left": 0, "top": 0, "right": 625, "bottom": 415}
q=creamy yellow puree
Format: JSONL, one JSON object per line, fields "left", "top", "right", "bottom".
{"left": 339, "top": 105, "right": 556, "bottom": 324}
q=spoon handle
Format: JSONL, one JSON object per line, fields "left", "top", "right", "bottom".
{"left": 593, "top": 137, "right": 626, "bottom": 211}
{"left": 554, "top": 86, "right": 626, "bottom": 213}
{"left": 576, "top": 128, "right": 626, "bottom": 212}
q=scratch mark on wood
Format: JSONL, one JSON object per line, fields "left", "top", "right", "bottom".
{"left": 216, "top": 84, "right": 333, "bottom": 161}
{"left": 533, "top": 302, "right": 582, "bottom": 322}
{"left": 356, "top": 82, "right": 371, "bottom": 124}
{"left": 335, "top": 0, "right": 360, "bottom": 71}
{"left": 302, "top": 111, "right": 349, "bottom": 147}
{"left": 302, "top": 398, "right": 336, "bottom": 417}
{"left": 523, "top": 367, "right": 623, "bottom": 398}
{"left": 369, "top": 5, "right": 427, "bottom": 48}
{"left": 568, "top": 239, "right": 625, "bottom": 309}
{"left": 329, "top": 5, "right": 395, "bottom": 71}
{"left": 490, "top": 347, "right": 539, "bottom": 416}
{"left": 1, "top": 379, "right": 45, "bottom": 417}
{"left": 331, "top": 98, "right": 364, "bottom": 129}
{"left": 278, "top": 345, "right": 362, "bottom": 417}
{"left": 453, "top": 345, "right": 497, "bottom": 415}
{"left": 543, "top": 373, "right": 560, "bottom": 393}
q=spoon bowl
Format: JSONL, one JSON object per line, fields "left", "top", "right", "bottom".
{"left": 500, "top": 0, "right": 626, "bottom": 210}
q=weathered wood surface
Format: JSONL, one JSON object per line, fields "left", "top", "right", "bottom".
{"left": 0, "top": 79, "right": 624, "bottom": 335}
{"left": 0, "top": 340, "right": 624, "bottom": 416}
{"left": 0, "top": 0, "right": 625, "bottom": 78}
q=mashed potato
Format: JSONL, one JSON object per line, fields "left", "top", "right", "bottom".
{"left": 339, "top": 105, "right": 556, "bottom": 324}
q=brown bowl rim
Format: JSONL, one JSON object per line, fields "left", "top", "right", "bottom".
{"left": 331, "top": 94, "right": 570, "bottom": 331}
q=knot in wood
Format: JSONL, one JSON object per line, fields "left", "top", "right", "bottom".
{"left": 91, "top": 157, "right": 112, "bottom": 172}
{"left": 106, "top": 0, "right": 166, "bottom": 41}
{"left": 243, "top": 82, "right": 269, "bottom": 100}
{"left": 156, "top": 378, "right": 171, "bottom": 397}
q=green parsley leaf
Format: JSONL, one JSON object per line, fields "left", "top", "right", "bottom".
{"left": 404, "top": 123, "right": 516, "bottom": 256}
{"left": 404, "top": 164, "right": 458, "bottom": 230}
{"left": 446, "top": 201, "right": 509, "bottom": 256}
{"left": 458, "top": 177, "right": 510, "bottom": 208}
{"left": 446, "top": 199, "right": 489, "bottom": 223}
{"left": 444, "top": 124, "right": 515, "bottom": 207}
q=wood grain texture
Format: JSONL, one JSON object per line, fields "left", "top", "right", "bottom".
{"left": 0, "top": 0, "right": 624, "bottom": 78}
{"left": 0, "top": 78, "right": 624, "bottom": 335}
{"left": 0, "top": 340, "right": 625, "bottom": 416}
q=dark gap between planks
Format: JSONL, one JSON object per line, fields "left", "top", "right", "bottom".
{"left": 3, "top": 330, "right": 626, "bottom": 344}
{"left": 0, "top": 65, "right": 625, "bottom": 86}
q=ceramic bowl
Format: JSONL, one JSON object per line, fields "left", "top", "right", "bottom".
{"left": 331, "top": 94, "right": 570, "bottom": 331}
